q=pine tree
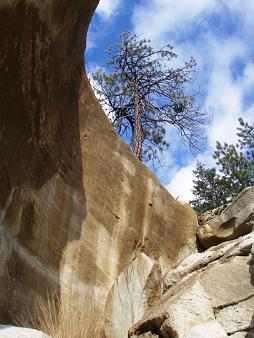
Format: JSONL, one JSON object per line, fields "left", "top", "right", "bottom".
{"left": 92, "top": 31, "right": 207, "bottom": 164}
{"left": 237, "top": 117, "right": 254, "bottom": 160}
{"left": 191, "top": 118, "right": 254, "bottom": 212}
{"left": 191, "top": 162, "right": 226, "bottom": 212}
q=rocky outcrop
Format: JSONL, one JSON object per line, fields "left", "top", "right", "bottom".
{"left": 163, "top": 232, "right": 253, "bottom": 291}
{"left": 130, "top": 232, "right": 254, "bottom": 337}
{"left": 0, "top": 0, "right": 198, "bottom": 331}
{"left": 0, "top": 325, "right": 49, "bottom": 338}
{"left": 197, "top": 187, "right": 254, "bottom": 248}
{"left": 1, "top": 0, "right": 253, "bottom": 337}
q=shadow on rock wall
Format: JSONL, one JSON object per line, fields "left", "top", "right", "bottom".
{"left": 0, "top": 0, "right": 98, "bottom": 325}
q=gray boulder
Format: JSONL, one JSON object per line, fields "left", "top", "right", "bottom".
{"left": 197, "top": 187, "right": 254, "bottom": 248}
{"left": 130, "top": 233, "right": 254, "bottom": 338}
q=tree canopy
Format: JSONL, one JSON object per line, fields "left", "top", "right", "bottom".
{"left": 191, "top": 118, "right": 254, "bottom": 212}
{"left": 92, "top": 31, "right": 207, "bottom": 164}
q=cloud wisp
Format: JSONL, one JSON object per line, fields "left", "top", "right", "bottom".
{"left": 96, "top": 0, "right": 122, "bottom": 20}
{"left": 131, "top": 0, "right": 254, "bottom": 201}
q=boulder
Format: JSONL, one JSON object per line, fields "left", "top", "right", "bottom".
{"left": 199, "top": 257, "right": 254, "bottom": 309}
{"left": 183, "top": 321, "right": 227, "bottom": 338}
{"left": 130, "top": 233, "right": 254, "bottom": 337}
{"left": 104, "top": 253, "right": 156, "bottom": 338}
{"left": 0, "top": 0, "right": 198, "bottom": 330}
{"left": 197, "top": 187, "right": 254, "bottom": 248}
{"left": 159, "top": 281, "right": 217, "bottom": 337}
{"left": 216, "top": 296, "right": 254, "bottom": 334}
{"left": 0, "top": 325, "right": 49, "bottom": 338}
{"left": 163, "top": 232, "right": 254, "bottom": 292}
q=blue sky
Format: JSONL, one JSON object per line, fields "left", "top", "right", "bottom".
{"left": 85, "top": 0, "right": 254, "bottom": 201}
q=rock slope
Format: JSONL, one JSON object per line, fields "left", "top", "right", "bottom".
{"left": 130, "top": 232, "right": 254, "bottom": 337}
{"left": 129, "top": 189, "right": 254, "bottom": 337}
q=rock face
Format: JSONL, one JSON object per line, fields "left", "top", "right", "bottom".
{"left": 0, "top": 0, "right": 198, "bottom": 332}
{"left": 1, "top": 1, "right": 253, "bottom": 337}
{"left": 0, "top": 325, "right": 49, "bottom": 338}
{"left": 130, "top": 232, "right": 254, "bottom": 338}
{"left": 104, "top": 253, "right": 156, "bottom": 338}
{"left": 197, "top": 187, "right": 254, "bottom": 248}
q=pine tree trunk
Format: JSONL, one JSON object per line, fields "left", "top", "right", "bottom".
{"left": 133, "top": 95, "right": 143, "bottom": 160}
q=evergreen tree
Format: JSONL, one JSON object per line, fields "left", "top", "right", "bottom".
{"left": 237, "top": 117, "right": 254, "bottom": 160}
{"left": 191, "top": 118, "right": 254, "bottom": 212}
{"left": 191, "top": 162, "right": 226, "bottom": 212}
{"left": 92, "top": 31, "right": 207, "bottom": 164}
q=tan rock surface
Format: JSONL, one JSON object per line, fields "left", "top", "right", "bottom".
{"left": 200, "top": 259, "right": 254, "bottom": 308}
{"left": 216, "top": 296, "right": 254, "bottom": 334}
{"left": 0, "top": 0, "right": 198, "bottom": 330}
{"left": 163, "top": 232, "right": 254, "bottom": 291}
{"left": 197, "top": 187, "right": 254, "bottom": 248}
{"left": 104, "top": 253, "right": 156, "bottom": 338}
{"left": 130, "top": 233, "right": 254, "bottom": 338}
{"left": 160, "top": 281, "right": 216, "bottom": 337}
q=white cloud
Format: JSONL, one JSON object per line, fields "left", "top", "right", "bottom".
{"left": 96, "top": 0, "right": 121, "bottom": 20}
{"left": 165, "top": 150, "right": 217, "bottom": 202}
{"left": 241, "top": 62, "right": 254, "bottom": 91}
{"left": 132, "top": 0, "right": 254, "bottom": 43}
{"left": 132, "top": 0, "right": 215, "bottom": 42}
{"left": 86, "top": 64, "right": 113, "bottom": 118}
{"left": 226, "top": 0, "right": 254, "bottom": 31}
{"left": 131, "top": 1, "right": 254, "bottom": 201}
{"left": 203, "top": 39, "right": 245, "bottom": 146}
{"left": 166, "top": 163, "right": 195, "bottom": 202}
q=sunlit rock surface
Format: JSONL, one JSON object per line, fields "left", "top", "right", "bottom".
{"left": 130, "top": 233, "right": 254, "bottom": 338}
{"left": 197, "top": 187, "right": 254, "bottom": 248}
{"left": 104, "top": 253, "right": 156, "bottom": 338}
{"left": 0, "top": 325, "right": 49, "bottom": 338}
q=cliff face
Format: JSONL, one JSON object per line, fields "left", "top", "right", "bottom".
{"left": 0, "top": 0, "right": 197, "bottom": 332}
{"left": 0, "top": 0, "right": 99, "bottom": 322}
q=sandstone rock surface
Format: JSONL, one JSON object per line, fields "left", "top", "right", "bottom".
{"left": 130, "top": 233, "right": 254, "bottom": 338}
{"left": 0, "top": 0, "right": 198, "bottom": 331}
{"left": 197, "top": 187, "right": 254, "bottom": 248}
{"left": 163, "top": 232, "right": 254, "bottom": 291}
{"left": 4, "top": 1, "right": 252, "bottom": 337}
{"left": 216, "top": 296, "right": 254, "bottom": 334}
{"left": 159, "top": 281, "right": 218, "bottom": 337}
